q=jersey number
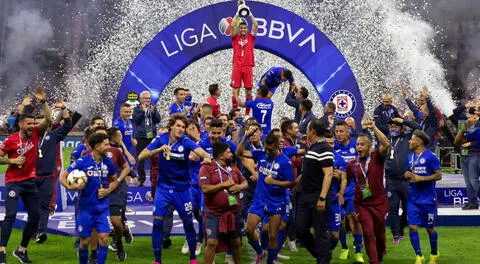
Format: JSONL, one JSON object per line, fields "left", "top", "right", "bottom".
{"left": 260, "top": 110, "right": 267, "bottom": 123}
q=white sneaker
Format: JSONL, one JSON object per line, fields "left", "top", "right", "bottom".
{"left": 287, "top": 240, "right": 298, "bottom": 252}
{"left": 195, "top": 242, "right": 202, "bottom": 256}
{"left": 181, "top": 240, "right": 189, "bottom": 254}
{"left": 224, "top": 254, "right": 234, "bottom": 264}
{"left": 277, "top": 251, "right": 290, "bottom": 260}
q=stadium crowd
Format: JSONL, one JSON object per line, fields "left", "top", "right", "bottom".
{"left": 1, "top": 3, "right": 480, "bottom": 264}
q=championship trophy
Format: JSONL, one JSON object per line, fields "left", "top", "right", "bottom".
{"left": 237, "top": 0, "right": 250, "bottom": 17}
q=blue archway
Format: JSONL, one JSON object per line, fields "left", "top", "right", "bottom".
{"left": 114, "top": 1, "right": 363, "bottom": 121}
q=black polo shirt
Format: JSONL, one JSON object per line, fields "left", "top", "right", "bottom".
{"left": 301, "top": 139, "right": 334, "bottom": 197}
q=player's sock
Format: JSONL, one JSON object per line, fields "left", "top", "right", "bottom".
{"left": 78, "top": 248, "right": 89, "bottom": 264}
{"left": 339, "top": 230, "right": 348, "bottom": 249}
{"left": 194, "top": 210, "right": 204, "bottom": 243}
{"left": 114, "top": 227, "right": 124, "bottom": 252}
{"left": 245, "top": 95, "right": 253, "bottom": 115}
{"left": 409, "top": 231, "right": 422, "bottom": 256}
{"left": 90, "top": 249, "right": 97, "bottom": 259}
{"left": 267, "top": 248, "right": 279, "bottom": 264}
{"left": 152, "top": 219, "right": 164, "bottom": 262}
{"left": 183, "top": 218, "right": 197, "bottom": 260}
{"left": 248, "top": 240, "right": 263, "bottom": 255}
{"left": 353, "top": 234, "right": 363, "bottom": 253}
{"left": 429, "top": 231, "right": 438, "bottom": 255}
{"left": 97, "top": 245, "right": 108, "bottom": 264}
{"left": 232, "top": 96, "right": 238, "bottom": 109}
{"left": 330, "top": 236, "right": 339, "bottom": 250}
{"left": 261, "top": 230, "right": 269, "bottom": 250}
{"left": 277, "top": 229, "right": 286, "bottom": 250}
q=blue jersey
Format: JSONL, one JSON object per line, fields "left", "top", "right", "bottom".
{"left": 146, "top": 133, "right": 199, "bottom": 191}
{"left": 245, "top": 98, "right": 274, "bottom": 135}
{"left": 71, "top": 143, "right": 88, "bottom": 163}
{"left": 334, "top": 138, "right": 357, "bottom": 195}
{"left": 113, "top": 117, "right": 134, "bottom": 153}
{"left": 189, "top": 159, "right": 202, "bottom": 186}
{"left": 331, "top": 153, "right": 347, "bottom": 201}
{"left": 198, "top": 136, "right": 237, "bottom": 156}
{"left": 252, "top": 150, "right": 294, "bottom": 204}
{"left": 259, "top": 66, "right": 294, "bottom": 91}
{"left": 67, "top": 154, "right": 116, "bottom": 211}
{"left": 407, "top": 150, "right": 441, "bottom": 205}
{"left": 282, "top": 146, "right": 298, "bottom": 158}
{"left": 169, "top": 101, "right": 193, "bottom": 118}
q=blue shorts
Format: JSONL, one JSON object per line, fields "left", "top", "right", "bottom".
{"left": 257, "top": 81, "right": 278, "bottom": 94}
{"left": 191, "top": 185, "right": 204, "bottom": 211}
{"left": 76, "top": 209, "right": 110, "bottom": 237}
{"left": 262, "top": 203, "right": 289, "bottom": 224}
{"left": 341, "top": 194, "right": 356, "bottom": 215}
{"left": 329, "top": 202, "right": 342, "bottom": 232}
{"left": 249, "top": 199, "right": 286, "bottom": 219}
{"left": 153, "top": 188, "right": 193, "bottom": 220}
{"left": 407, "top": 202, "right": 437, "bottom": 229}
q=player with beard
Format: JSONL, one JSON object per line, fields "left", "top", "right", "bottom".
{"left": 346, "top": 120, "right": 390, "bottom": 264}
{"left": 199, "top": 141, "right": 248, "bottom": 264}
{"left": 0, "top": 87, "right": 51, "bottom": 263}
{"left": 230, "top": 3, "right": 258, "bottom": 113}
{"left": 138, "top": 114, "right": 212, "bottom": 264}
{"left": 334, "top": 120, "right": 365, "bottom": 263}
{"left": 61, "top": 133, "right": 120, "bottom": 264}
{"left": 237, "top": 128, "right": 294, "bottom": 264}
{"left": 404, "top": 130, "right": 441, "bottom": 264}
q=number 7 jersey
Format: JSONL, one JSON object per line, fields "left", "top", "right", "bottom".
{"left": 245, "top": 97, "right": 274, "bottom": 135}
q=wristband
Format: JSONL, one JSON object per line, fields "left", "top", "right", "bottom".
{"left": 117, "top": 178, "right": 122, "bottom": 183}
{"left": 318, "top": 196, "right": 326, "bottom": 201}
{"left": 40, "top": 99, "right": 47, "bottom": 104}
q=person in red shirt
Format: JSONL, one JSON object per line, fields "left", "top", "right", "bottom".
{"left": 230, "top": 5, "right": 258, "bottom": 114}
{"left": 0, "top": 88, "right": 51, "bottom": 263}
{"left": 346, "top": 120, "right": 390, "bottom": 264}
{"left": 206, "top": 84, "right": 222, "bottom": 117}
{"left": 199, "top": 141, "right": 248, "bottom": 264}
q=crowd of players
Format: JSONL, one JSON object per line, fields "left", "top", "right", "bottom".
{"left": 1, "top": 3, "right": 480, "bottom": 264}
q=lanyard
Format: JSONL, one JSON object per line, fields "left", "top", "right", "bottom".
{"left": 167, "top": 138, "right": 177, "bottom": 149}
{"left": 144, "top": 105, "right": 151, "bottom": 126}
{"left": 410, "top": 151, "right": 424, "bottom": 171}
{"left": 92, "top": 154, "right": 104, "bottom": 187}
{"left": 39, "top": 131, "right": 48, "bottom": 148}
{"left": 176, "top": 103, "right": 185, "bottom": 113}
{"left": 250, "top": 141, "right": 263, "bottom": 151}
{"left": 390, "top": 138, "right": 400, "bottom": 150}
{"left": 355, "top": 154, "right": 371, "bottom": 182}
{"left": 214, "top": 161, "right": 232, "bottom": 183}
{"left": 267, "top": 159, "right": 276, "bottom": 176}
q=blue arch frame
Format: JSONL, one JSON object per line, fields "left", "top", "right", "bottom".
{"left": 114, "top": 1, "right": 363, "bottom": 121}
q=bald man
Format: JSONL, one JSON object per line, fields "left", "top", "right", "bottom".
{"left": 373, "top": 94, "right": 401, "bottom": 136}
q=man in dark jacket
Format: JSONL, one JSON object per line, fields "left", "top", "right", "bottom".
{"left": 132, "top": 91, "right": 161, "bottom": 186}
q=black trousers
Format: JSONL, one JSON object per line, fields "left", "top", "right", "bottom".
{"left": 295, "top": 193, "right": 331, "bottom": 264}
{"left": 1, "top": 179, "right": 40, "bottom": 248}
{"left": 35, "top": 177, "right": 54, "bottom": 233}
{"left": 386, "top": 179, "right": 409, "bottom": 237}
{"left": 136, "top": 137, "right": 153, "bottom": 183}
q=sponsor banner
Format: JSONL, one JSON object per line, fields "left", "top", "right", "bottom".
{"left": 436, "top": 187, "right": 470, "bottom": 206}
{"left": 114, "top": 1, "right": 363, "bottom": 122}
{"left": 0, "top": 186, "right": 470, "bottom": 207}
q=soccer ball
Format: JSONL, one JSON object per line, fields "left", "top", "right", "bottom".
{"left": 67, "top": 170, "right": 88, "bottom": 188}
